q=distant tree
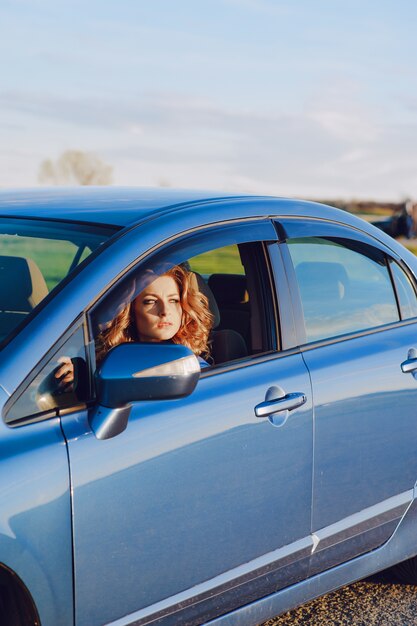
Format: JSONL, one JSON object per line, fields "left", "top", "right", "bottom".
{"left": 38, "top": 150, "right": 113, "bottom": 186}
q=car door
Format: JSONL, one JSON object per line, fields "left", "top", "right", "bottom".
{"left": 278, "top": 218, "right": 417, "bottom": 576}
{"left": 60, "top": 220, "right": 314, "bottom": 626}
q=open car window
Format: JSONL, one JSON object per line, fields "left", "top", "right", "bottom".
{"left": 0, "top": 218, "right": 116, "bottom": 346}
{"left": 89, "top": 221, "right": 278, "bottom": 371}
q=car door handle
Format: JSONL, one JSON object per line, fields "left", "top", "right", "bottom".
{"left": 401, "top": 358, "right": 417, "bottom": 373}
{"left": 255, "top": 392, "right": 307, "bottom": 418}
{"left": 401, "top": 349, "right": 417, "bottom": 373}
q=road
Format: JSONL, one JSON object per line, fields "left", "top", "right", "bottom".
{"left": 260, "top": 574, "right": 417, "bottom": 626}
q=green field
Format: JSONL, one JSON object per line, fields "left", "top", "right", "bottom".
{"left": 188, "top": 244, "right": 244, "bottom": 275}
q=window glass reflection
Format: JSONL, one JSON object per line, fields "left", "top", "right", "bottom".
{"left": 288, "top": 238, "right": 399, "bottom": 342}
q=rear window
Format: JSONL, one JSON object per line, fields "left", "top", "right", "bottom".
{"left": 0, "top": 218, "right": 116, "bottom": 345}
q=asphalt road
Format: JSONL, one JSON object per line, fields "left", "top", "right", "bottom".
{"left": 260, "top": 574, "right": 417, "bottom": 626}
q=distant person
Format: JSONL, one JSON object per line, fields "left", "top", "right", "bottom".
{"left": 394, "top": 205, "right": 409, "bottom": 239}
{"left": 405, "top": 199, "right": 415, "bottom": 238}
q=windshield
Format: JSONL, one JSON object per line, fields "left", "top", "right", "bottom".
{"left": 0, "top": 217, "right": 117, "bottom": 345}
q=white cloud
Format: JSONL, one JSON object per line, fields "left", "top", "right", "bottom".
{"left": 310, "top": 110, "right": 379, "bottom": 144}
{"left": 1, "top": 88, "right": 416, "bottom": 200}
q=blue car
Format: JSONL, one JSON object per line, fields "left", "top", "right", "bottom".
{"left": 1, "top": 187, "right": 417, "bottom": 626}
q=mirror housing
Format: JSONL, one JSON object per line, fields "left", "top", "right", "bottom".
{"left": 89, "top": 343, "right": 201, "bottom": 440}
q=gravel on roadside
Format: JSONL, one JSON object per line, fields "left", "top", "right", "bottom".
{"left": 260, "top": 577, "right": 417, "bottom": 626}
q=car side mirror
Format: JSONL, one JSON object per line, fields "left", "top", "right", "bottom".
{"left": 89, "top": 343, "right": 201, "bottom": 440}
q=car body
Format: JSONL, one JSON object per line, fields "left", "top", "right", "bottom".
{"left": 1, "top": 187, "right": 417, "bottom": 626}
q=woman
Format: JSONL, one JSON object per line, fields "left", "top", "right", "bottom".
{"left": 56, "top": 265, "right": 213, "bottom": 386}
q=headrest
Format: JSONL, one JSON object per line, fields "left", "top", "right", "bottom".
{"left": 0, "top": 256, "right": 49, "bottom": 312}
{"left": 189, "top": 272, "right": 220, "bottom": 328}
{"left": 208, "top": 274, "right": 248, "bottom": 306}
{"left": 295, "top": 262, "right": 349, "bottom": 301}
{"left": 211, "top": 328, "right": 248, "bottom": 364}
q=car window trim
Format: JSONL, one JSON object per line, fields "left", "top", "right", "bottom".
{"left": 267, "top": 242, "right": 299, "bottom": 350}
{"left": 275, "top": 216, "right": 403, "bottom": 256}
{"left": 386, "top": 257, "right": 403, "bottom": 320}
{"left": 277, "top": 240, "right": 307, "bottom": 346}
{"left": 388, "top": 257, "right": 417, "bottom": 321}
{"left": 297, "top": 317, "right": 417, "bottom": 353}
{"left": 199, "top": 345, "right": 302, "bottom": 377}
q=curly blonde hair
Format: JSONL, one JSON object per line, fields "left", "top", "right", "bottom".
{"left": 96, "top": 265, "right": 213, "bottom": 363}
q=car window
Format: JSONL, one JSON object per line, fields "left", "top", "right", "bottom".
{"left": 90, "top": 224, "right": 277, "bottom": 370}
{"left": 0, "top": 218, "right": 116, "bottom": 346}
{"left": 390, "top": 260, "right": 417, "bottom": 320}
{"left": 187, "top": 244, "right": 251, "bottom": 357}
{"left": 5, "top": 324, "right": 89, "bottom": 425}
{"left": 287, "top": 237, "right": 400, "bottom": 343}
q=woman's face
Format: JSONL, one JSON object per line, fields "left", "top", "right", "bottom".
{"left": 133, "top": 275, "right": 182, "bottom": 342}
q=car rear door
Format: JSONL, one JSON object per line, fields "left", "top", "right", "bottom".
{"left": 277, "top": 218, "right": 417, "bottom": 575}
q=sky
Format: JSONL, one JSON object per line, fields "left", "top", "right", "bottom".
{"left": 1, "top": 0, "right": 417, "bottom": 200}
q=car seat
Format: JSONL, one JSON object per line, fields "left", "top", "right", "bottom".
{"left": 189, "top": 272, "right": 248, "bottom": 364}
{"left": 207, "top": 273, "right": 251, "bottom": 349}
{"left": 0, "top": 256, "right": 49, "bottom": 340}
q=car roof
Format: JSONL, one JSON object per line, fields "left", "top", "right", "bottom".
{"left": 0, "top": 188, "right": 408, "bottom": 266}
{"left": 0, "top": 187, "right": 252, "bottom": 228}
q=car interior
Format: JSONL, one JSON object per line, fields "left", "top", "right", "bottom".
{"left": 186, "top": 241, "right": 273, "bottom": 365}
{"left": 189, "top": 270, "right": 249, "bottom": 364}
{"left": 91, "top": 241, "right": 273, "bottom": 370}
